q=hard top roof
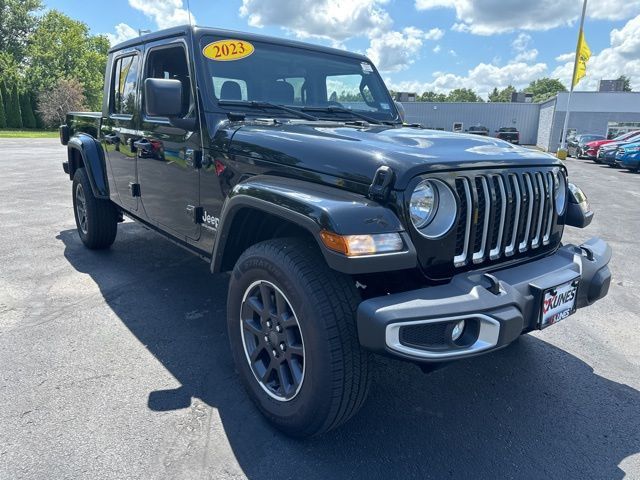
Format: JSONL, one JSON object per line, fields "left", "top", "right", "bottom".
{"left": 108, "top": 24, "right": 370, "bottom": 62}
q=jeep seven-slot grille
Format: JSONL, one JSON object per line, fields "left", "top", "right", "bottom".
{"left": 453, "top": 170, "right": 557, "bottom": 268}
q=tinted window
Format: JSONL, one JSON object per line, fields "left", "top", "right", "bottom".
{"left": 145, "top": 46, "right": 193, "bottom": 117}
{"left": 112, "top": 55, "right": 139, "bottom": 115}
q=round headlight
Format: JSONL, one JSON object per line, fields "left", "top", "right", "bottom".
{"left": 410, "top": 180, "right": 438, "bottom": 228}
{"left": 554, "top": 171, "right": 567, "bottom": 214}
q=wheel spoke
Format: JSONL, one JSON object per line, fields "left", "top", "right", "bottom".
{"left": 259, "top": 283, "right": 273, "bottom": 314}
{"left": 243, "top": 296, "right": 264, "bottom": 318}
{"left": 242, "top": 318, "right": 263, "bottom": 338}
{"left": 286, "top": 344, "right": 304, "bottom": 358}
{"left": 279, "top": 312, "right": 297, "bottom": 328}
{"left": 249, "top": 344, "right": 265, "bottom": 363}
{"left": 274, "top": 290, "right": 288, "bottom": 317}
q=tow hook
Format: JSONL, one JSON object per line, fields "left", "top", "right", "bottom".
{"left": 483, "top": 273, "right": 502, "bottom": 295}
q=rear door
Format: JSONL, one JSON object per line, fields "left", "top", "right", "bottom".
{"left": 137, "top": 39, "right": 200, "bottom": 239}
{"left": 101, "top": 50, "right": 142, "bottom": 211}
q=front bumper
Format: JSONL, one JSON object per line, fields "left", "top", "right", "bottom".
{"left": 357, "top": 237, "right": 611, "bottom": 363}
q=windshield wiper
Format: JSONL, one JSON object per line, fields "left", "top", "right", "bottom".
{"left": 218, "top": 100, "right": 318, "bottom": 121}
{"left": 301, "top": 106, "right": 382, "bottom": 125}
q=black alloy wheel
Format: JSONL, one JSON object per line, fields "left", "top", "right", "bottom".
{"left": 240, "top": 280, "right": 305, "bottom": 401}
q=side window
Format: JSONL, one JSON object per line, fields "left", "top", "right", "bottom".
{"left": 112, "top": 55, "right": 139, "bottom": 115}
{"left": 145, "top": 45, "right": 193, "bottom": 117}
{"left": 213, "top": 77, "right": 248, "bottom": 101}
{"left": 325, "top": 74, "right": 378, "bottom": 111}
{"left": 282, "top": 77, "right": 305, "bottom": 103}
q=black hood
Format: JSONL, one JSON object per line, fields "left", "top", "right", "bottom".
{"left": 225, "top": 121, "right": 561, "bottom": 190}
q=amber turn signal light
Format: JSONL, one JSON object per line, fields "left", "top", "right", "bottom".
{"left": 319, "top": 231, "right": 404, "bottom": 256}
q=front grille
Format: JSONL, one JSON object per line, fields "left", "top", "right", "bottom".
{"left": 453, "top": 170, "right": 558, "bottom": 268}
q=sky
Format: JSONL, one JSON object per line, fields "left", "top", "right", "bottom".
{"left": 45, "top": 0, "right": 640, "bottom": 99}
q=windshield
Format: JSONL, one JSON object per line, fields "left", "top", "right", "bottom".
{"left": 579, "top": 135, "right": 603, "bottom": 142}
{"left": 199, "top": 36, "right": 398, "bottom": 122}
{"left": 499, "top": 128, "right": 517, "bottom": 132}
{"left": 614, "top": 130, "right": 640, "bottom": 141}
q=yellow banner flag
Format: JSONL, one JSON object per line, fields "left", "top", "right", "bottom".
{"left": 572, "top": 30, "right": 591, "bottom": 87}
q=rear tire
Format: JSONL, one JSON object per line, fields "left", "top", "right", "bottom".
{"left": 72, "top": 168, "right": 118, "bottom": 249}
{"left": 227, "top": 238, "right": 371, "bottom": 437}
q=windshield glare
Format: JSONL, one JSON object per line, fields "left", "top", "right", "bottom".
{"left": 200, "top": 37, "right": 398, "bottom": 122}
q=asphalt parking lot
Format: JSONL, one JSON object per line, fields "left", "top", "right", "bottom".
{"left": 1, "top": 138, "right": 639, "bottom": 480}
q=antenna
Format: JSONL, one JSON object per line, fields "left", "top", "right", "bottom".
{"left": 186, "top": 0, "right": 193, "bottom": 26}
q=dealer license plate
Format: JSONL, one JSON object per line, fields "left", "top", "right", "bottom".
{"left": 539, "top": 279, "right": 580, "bottom": 329}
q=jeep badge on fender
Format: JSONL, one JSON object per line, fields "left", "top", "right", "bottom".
{"left": 59, "top": 25, "right": 612, "bottom": 438}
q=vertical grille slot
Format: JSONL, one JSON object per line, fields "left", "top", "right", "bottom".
{"left": 489, "top": 175, "right": 506, "bottom": 260}
{"left": 531, "top": 172, "right": 546, "bottom": 249}
{"left": 504, "top": 174, "right": 521, "bottom": 257}
{"left": 543, "top": 172, "right": 555, "bottom": 245}
{"left": 453, "top": 178, "right": 472, "bottom": 267}
{"left": 518, "top": 173, "right": 534, "bottom": 253}
{"left": 472, "top": 176, "right": 491, "bottom": 264}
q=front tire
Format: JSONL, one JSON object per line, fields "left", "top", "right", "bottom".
{"left": 72, "top": 168, "right": 118, "bottom": 249}
{"left": 227, "top": 238, "right": 371, "bottom": 437}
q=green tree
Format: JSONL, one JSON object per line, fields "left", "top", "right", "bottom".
{"left": 0, "top": 86, "right": 6, "bottom": 128}
{"left": 26, "top": 10, "right": 109, "bottom": 111}
{"left": 525, "top": 78, "right": 567, "bottom": 103}
{"left": 31, "top": 92, "right": 43, "bottom": 128}
{"left": 420, "top": 91, "right": 447, "bottom": 102}
{"left": 446, "top": 88, "right": 484, "bottom": 102}
{"left": 6, "top": 82, "right": 22, "bottom": 128}
{"left": 617, "top": 75, "right": 632, "bottom": 92}
{"left": 0, "top": 82, "right": 9, "bottom": 121}
{"left": 19, "top": 90, "right": 36, "bottom": 128}
{"left": 488, "top": 85, "right": 516, "bottom": 102}
{"left": 0, "top": 0, "right": 42, "bottom": 61}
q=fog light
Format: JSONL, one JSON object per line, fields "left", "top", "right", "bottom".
{"left": 451, "top": 320, "right": 465, "bottom": 341}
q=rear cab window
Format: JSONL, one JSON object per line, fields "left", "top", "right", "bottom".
{"left": 111, "top": 55, "right": 140, "bottom": 115}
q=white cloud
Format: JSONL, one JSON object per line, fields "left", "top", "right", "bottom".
{"left": 511, "top": 33, "right": 538, "bottom": 62}
{"left": 415, "top": 0, "right": 640, "bottom": 35}
{"left": 552, "top": 14, "right": 640, "bottom": 91}
{"left": 105, "top": 23, "right": 138, "bottom": 46}
{"left": 514, "top": 49, "right": 539, "bottom": 62}
{"left": 389, "top": 61, "right": 548, "bottom": 98}
{"left": 424, "top": 27, "right": 445, "bottom": 40}
{"left": 128, "top": 0, "right": 195, "bottom": 30}
{"left": 239, "top": 0, "right": 391, "bottom": 44}
{"left": 512, "top": 33, "right": 531, "bottom": 52}
{"left": 433, "top": 44, "right": 441, "bottom": 53}
{"left": 555, "top": 52, "right": 575, "bottom": 63}
{"left": 366, "top": 26, "right": 442, "bottom": 72}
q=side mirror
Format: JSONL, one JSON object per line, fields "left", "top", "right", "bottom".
{"left": 144, "top": 78, "right": 183, "bottom": 117}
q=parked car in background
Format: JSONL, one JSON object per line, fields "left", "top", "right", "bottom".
{"left": 600, "top": 144, "right": 622, "bottom": 167}
{"left": 467, "top": 125, "right": 489, "bottom": 136}
{"left": 496, "top": 127, "right": 520, "bottom": 144}
{"left": 567, "top": 134, "right": 605, "bottom": 158}
{"left": 617, "top": 141, "right": 640, "bottom": 171}
{"left": 586, "top": 130, "right": 640, "bottom": 161}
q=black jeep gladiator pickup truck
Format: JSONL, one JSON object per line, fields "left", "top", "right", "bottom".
{"left": 60, "top": 25, "right": 612, "bottom": 437}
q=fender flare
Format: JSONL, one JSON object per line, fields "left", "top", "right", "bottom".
{"left": 211, "top": 175, "right": 417, "bottom": 275}
{"left": 67, "top": 134, "right": 110, "bottom": 199}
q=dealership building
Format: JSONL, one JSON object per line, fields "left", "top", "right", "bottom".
{"left": 401, "top": 92, "right": 640, "bottom": 152}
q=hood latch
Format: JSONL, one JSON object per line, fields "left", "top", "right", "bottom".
{"left": 368, "top": 166, "right": 395, "bottom": 202}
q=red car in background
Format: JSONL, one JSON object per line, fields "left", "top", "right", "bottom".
{"left": 584, "top": 130, "right": 640, "bottom": 160}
